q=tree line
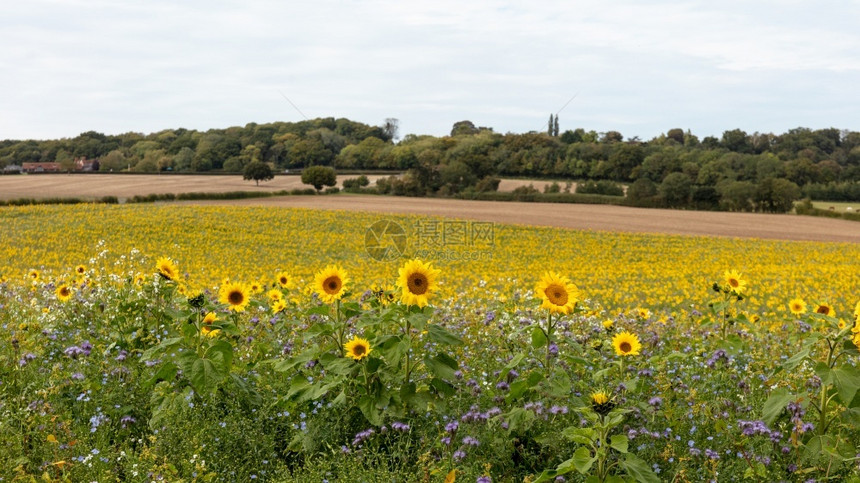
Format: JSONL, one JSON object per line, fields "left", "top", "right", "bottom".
{"left": 3, "top": 119, "right": 860, "bottom": 211}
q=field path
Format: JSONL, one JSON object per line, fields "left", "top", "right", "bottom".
{"left": 183, "top": 194, "right": 860, "bottom": 243}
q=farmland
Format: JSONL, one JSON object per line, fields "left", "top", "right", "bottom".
{"left": 1, "top": 203, "right": 860, "bottom": 481}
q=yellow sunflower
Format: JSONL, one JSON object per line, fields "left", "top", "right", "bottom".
{"left": 814, "top": 303, "right": 835, "bottom": 317}
{"left": 590, "top": 391, "right": 615, "bottom": 416}
{"left": 74, "top": 265, "right": 86, "bottom": 276}
{"left": 344, "top": 336, "right": 372, "bottom": 361}
{"left": 602, "top": 319, "right": 615, "bottom": 330}
{"left": 313, "top": 265, "right": 350, "bottom": 304}
{"left": 722, "top": 270, "right": 747, "bottom": 294}
{"left": 267, "top": 288, "right": 284, "bottom": 303}
{"left": 788, "top": 298, "right": 807, "bottom": 316}
{"left": 612, "top": 331, "right": 642, "bottom": 357}
{"left": 28, "top": 269, "right": 40, "bottom": 282}
{"left": 275, "top": 271, "right": 293, "bottom": 289}
{"left": 249, "top": 280, "right": 263, "bottom": 294}
{"left": 156, "top": 257, "right": 179, "bottom": 282}
{"left": 271, "top": 299, "right": 287, "bottom": 314}
{"left": 201, "top": 312, "right": 219, "bottom": 337}
{"left": 55, "top": 284, "right": 73, "bottom": 302}
{"left": 534, "top": 272, "right": 579, "bottom": 315}
{"left": 133, "top": 273, "right": 146, "bottom": 285}
{"left": 219, "top": 282, "right": 250, "bottom": 312}
{"left": 853, "top": 332, "right": 860, "bottom": 350}
{"left": 396, "top": 259, "right": 440, "bottom": 307}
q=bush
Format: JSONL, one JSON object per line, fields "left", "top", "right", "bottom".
{"left": 543, "top": 182, "right": 561, "bottom": 194}
{"left": 576, "top": 180, "right": 624, "bottom": 196}
{"left": 342, "top": 175, "right": 370, "bottom": 191}
{"left": 301, "top": 166, "right": 337, "bottom": 191}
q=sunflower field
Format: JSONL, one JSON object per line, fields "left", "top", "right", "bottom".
{"left": 1, "top": 203, "right": 860, "bottom": 482}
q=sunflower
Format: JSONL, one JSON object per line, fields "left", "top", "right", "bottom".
{"left": 344, "top": 336, "right": 372, "bottom": 361}
{"left": 788, "top": 298, "right": 807, "bottom": 316}
{"left": 200, "top": 312, "right": 217, "bottom": 336}
{"left": 534, "top": 272, "right": 579, "bottom": 315}
{"left": 28, "top": 269, "right": 40, "bottom": 282}
{"left": 612, "top": 331, "right": 642, "bottom": 357}
{"left": 636, "top": 307, "right": 651, "bottom": 320}
{"left": 267, "top": 288, "right": 284, "bottom": 303}
{"left": 313, "top": 265, "right": 350, "bottom": 304}
{"left": 74, "top": 265, "right": 86, "bottom": 276}
{"left": 55, "top": 284, "right": 73, "bottom": 302}
{"left": 590, "top": 391, "right": 615, "bottom": 416}
{"left": 156, "top": 257, "right": 179, "bottom": 282}
{"left": 722, "top": 270, "right": 747, "bottom": 294}
{"left": 133, "top": 273, "right": 146, "bottom": 285}
{"left": 602, "top": 319, "right": 615, "bottom": 331}
{"left": 275, "top": 271, "right": 293, "bottom": 289}
{"left": 219, "top": 282, "right": 250, "bottom": 312}
{"left": 271, "top": 299, "right": 287, "bottom": 314}
{"left": 397, "top": 259, "right": 440, "bottom": 307}
{"left": 814, "top": 303, "right": 835, "bottom": 317}
{"left": 853, "top": 332, "right": 860, "bottom": 350}
{"left": 249, "top": 280, "right": 264, "bottom": 294}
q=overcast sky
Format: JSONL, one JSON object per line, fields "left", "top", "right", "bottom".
{"left": 2, "top": 0, "right": 859, "bottom": 141}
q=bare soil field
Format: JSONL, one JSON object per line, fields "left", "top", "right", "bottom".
{"left": 0, "top": 174, "right": 391, "bottom": 200}
{"left": 182, "top": 194, "right": 860, "bottom": 243}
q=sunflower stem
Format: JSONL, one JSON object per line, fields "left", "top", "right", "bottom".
{"left": 404, "top": 317, "right": 412, "bottom": 385}
{"left": 335, "top": 299, "right": 344, "bottom": 356}
{"left": 545, "top": 312, "right": 554, "bottom": 378}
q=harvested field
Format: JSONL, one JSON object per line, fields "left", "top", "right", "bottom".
{"left": 0, "top": 174, "right": 391, "bottom": 200}
{"left": 181, "top": 194, "right": 860, "bottom": 243}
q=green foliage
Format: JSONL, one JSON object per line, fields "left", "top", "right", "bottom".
{"left": 301, "top": 165, "right": 337, "bottom": 191}
{"left": 243, "top": 161, "right": 275, "bottom": 186}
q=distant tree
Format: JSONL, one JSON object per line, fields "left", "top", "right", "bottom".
{"left": 382, "top": 118, "right": 400, "bottom": 142}
{"left": 659, "top": 172, "right": 692, "bottom": 207}
{"left": 601, "top": 131, "right": 623, "bottom": 143}
{"left": 627, "top": 178, "right": 659, "bottom": 205}
{"left": 721, "top": 129, "right": 751, "bottom": 153}
{"left": 301, "top": 165, "right": 337, "bottom": 191}
{"left": 666, "top": 128, "right": 685, "bottom": 144}
{"left": 553, "top": 115, "right": 559, "bottom": 137}
{"left": 756, "top": 177, "right": 801, "bottom": 213}
{"left": 548, "top": 114, "right": 554, "bottom": 136}
{"left": 243, "top": 161, "right": 274, "bottom": 186}
{"left": 451, "top": 121, "right": 479, "bottom": 137}
{"left": 717, "top": 180, "right": 756, "bottom": 211}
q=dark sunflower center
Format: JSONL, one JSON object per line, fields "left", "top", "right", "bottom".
{"left": 545, "top": 284, "right": 568, "bottom": 305}
{"left": 816, "top": 306, "right": 829, "bottom": 314}
{"left": 280, "top": 277, "right": 288, "bottom": 285}
{"left": 60, "top": 287, "right": 70, "bottom": 297}
{"left": 353, "top": 344, "right": 366, "bottom": 356}
{"left": 228, "top": 290, "right": 244, "bottom": 305}
{"left": 620, "top": 342, "right": 632, "bottom": 353}
{"left": 407, "top": 273, "right": 428, "bottom": 295}
{"left": 728, "top": 278, "right": 739, "bottom": 287}
{"left": 324, "top": 276, "right": 342, "bottom": 294}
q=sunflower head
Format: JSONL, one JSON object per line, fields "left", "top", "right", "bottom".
{"left": 249, "top": 281, "right": 263, "bottom": 294}
{"left": 156, "top": 257, "right": 179, "bottom": 282}
{"left": 219, "top": 282, "right": 250, "bottom": 312}
{"left": 722, "top": 270, "right": 747, "bottom": 294}
{"left": 602, "top": 319, "right": 615, "bottom": 331}
{"left": 789, "top": 298, "right": 807, "bottom": 316}
{"left": 202, "top": 312, "right": 217, "bottom": 325}
{"left": 590, "top": 391, "right": 615, "bottom": 416}
{"left": 612, "top": 331, "right": 642, "bottom": 357}
{"left": 75, "top": 265, "right": 86, "bottom": 276}
{"left": 344, "top": 336, "right": 372, "bottom": 361}
{"left": 397, "top": 259, "right": 440, "bottom": 307}
{"left": 275, "top": 271, "right": 293, "bottom": 289}
{"left": 313, "top": 265, "right": 350, "bottom": 304}
{"left": 534, "top": 272, "right": 579, "bottom": 315}
{"left": 28, "top": 269, "right": 40, "bottom": 282}
{"left": 814, "top": 303, "right": 835, "bottom": 318}
{"left": 267, "top": 288, "right": 284, "bottom": 303}
{"left": 636, "top": 307, "right": 651, "bottom": 320}
{"left": 271, "top": 299, "right": 287, "bottom": 314}
{"left": 56, "top": 284, "right": 73, "bottom": 302}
